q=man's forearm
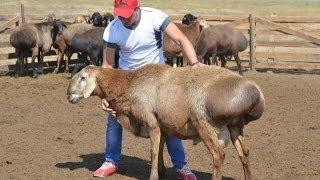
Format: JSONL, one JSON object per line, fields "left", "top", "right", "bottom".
{"left": 102, "top": 48, "right": 114, "bottom": 69}
{"left": 179, "top": 37, "right": 199, "bottom": 65}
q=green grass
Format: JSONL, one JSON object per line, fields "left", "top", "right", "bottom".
{"left": 1, "top": 0, "right": 320, "bottom": 16}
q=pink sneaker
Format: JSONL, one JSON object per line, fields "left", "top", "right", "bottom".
{"left": 176, "top": 164, "right": 197, "bottom": 180}
{"left": 93, "top": 162, "right": 117, "bottom": 177}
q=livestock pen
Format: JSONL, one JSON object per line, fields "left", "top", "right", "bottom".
{"left": 1, "top": 4, "right": 320, "bottom": 74}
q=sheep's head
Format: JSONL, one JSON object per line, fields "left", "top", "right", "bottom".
{"left": 102, "top": 13, "right": 115, "bottom": 27}
{"left": 83, "top": 14, "right": 91, "bottom": 23}
{"left": 52, "top": 20, "right": 67, "bottom": 35}
{"left": 90, "top": 12, "right": 103, "bottom": 26}
{"left": 44, "top": 13, "right": 57, "bottom": 22}
{"left": 74, "top": 16, "right": 86, "bottom": 24}
{"left": 67, "top": 66, "right": 99, "bottom": 103}
{"left": 182, "top": 13, "right": 197, "bottom": 25}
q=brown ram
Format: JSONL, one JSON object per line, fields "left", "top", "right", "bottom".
{"left": 67, "top": 64, "right": 264, "bottom": 180}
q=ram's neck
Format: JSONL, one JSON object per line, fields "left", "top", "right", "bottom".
{"left": 95, "top": 68, "right": 131, "bottom": 106}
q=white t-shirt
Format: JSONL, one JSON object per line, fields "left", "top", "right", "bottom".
{"left": 103, "top": 7, "right": 171, "bottom": 70}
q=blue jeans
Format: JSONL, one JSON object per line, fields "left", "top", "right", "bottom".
{"left": 105, "top": 115, "right": 187, "bottom": 171}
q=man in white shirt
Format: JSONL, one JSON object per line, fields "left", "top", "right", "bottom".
{"left": 94, "top": 0, "right": 204, "bottom": 179}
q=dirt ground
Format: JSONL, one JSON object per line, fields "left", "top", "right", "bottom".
{"left": 0, "top": 68, "right": 319, "bottom": 180}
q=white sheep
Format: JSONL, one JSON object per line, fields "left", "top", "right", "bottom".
{"left": 67, "top": 64, "right": 265, "bottom": 180}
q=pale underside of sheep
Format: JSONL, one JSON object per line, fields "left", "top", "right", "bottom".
{"left": 67, "top": 64, "right": 264, "bottom": 180}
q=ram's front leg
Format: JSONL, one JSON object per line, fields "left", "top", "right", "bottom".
{"left": 131, "top": 106, "right": 161, "bottom": 180}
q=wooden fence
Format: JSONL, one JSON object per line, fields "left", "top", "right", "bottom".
{"left": 1, "top": 4, "right": 320, "bottom": 73}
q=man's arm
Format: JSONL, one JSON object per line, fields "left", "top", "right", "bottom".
{"left": 102, "top": 41, "right": 117, "bottom": 69}
{"left": 163, "top": 22, "right": 204, "bottom": 66}
{"left": 101, "top": 41, "right": 117, "bottom": 116}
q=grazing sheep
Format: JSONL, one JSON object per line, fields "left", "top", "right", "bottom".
{"left": 67, "top": 64, "right": 265, "bottom": 180}
{"left": 196, "top": 25, "right": 248, "bottom": 75}
{"left": 163, "top": 19, "right": 207, "bottom": 67}
{"left": 10, "top": 20, "right": 64, "bottom": 78}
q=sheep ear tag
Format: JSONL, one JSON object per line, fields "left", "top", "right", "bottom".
{"left": 83, "top": 77, "right": 96, "bottom": 98}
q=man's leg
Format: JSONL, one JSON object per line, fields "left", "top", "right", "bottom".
{"left": 166, "top": 137, "right": 186, "bottom": 170}
{"left": 93, "top": 115, "right": 122, "bottom": 177}
{"left": 105, "top": 115, "right": 123, "bottom": 165}
{"left": 166, "top": 137, "right": 197, "bottom": 180}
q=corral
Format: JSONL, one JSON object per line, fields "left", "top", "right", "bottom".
{"left": 0, "top": 1, "right": 319, "bottom": 179}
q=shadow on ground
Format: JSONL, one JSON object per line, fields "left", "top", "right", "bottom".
{"left": 55, "top": 153, "right": 234, "bottom": 180}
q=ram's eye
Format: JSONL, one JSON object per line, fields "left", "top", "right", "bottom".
{"left": 80, "top": 76, "right": 86, "bottom": 81}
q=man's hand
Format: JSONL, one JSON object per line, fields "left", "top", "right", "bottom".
{"left": 101, "top": 99, "right": 116, "bottom": 116}
{"left": 190, "top": 61, "right": 207, "bottom": 67}
{"left": 101, "top": 64, "right": 113, "bottom": 69}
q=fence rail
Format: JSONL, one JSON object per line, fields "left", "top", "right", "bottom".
{"left": 0, "top": 4, "right": 320, "bottom": 72}
{"left": 0, "top": 16, "right": 19, "bottom": 32}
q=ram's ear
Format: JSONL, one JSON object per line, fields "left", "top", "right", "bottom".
{"left": 83, "top": 76, "right": 96, "bottom": 98}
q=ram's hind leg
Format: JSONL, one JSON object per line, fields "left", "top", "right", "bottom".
{"left": 191, "top": 118, "right": 224, "bottom": 180}
{"left": 228, "top": 126, "right": 253, "bottom": 180}
{"left": 158, "top": 135, "right": 166, "bottom": 176}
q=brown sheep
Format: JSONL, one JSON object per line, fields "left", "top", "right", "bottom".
{"left": 51, "top": 21, "right": 72, "bottom": 73}
{"left": 10, "top": 20, "right": 65, "bottom": 78}
{"left": 56, "top": 23, "right": 94, "bottom": 74}
{"left": 196, "top": 25, "right": 248, "bottom": 75}
{"left": 53, "top": 34, "right": 69, "bottom": 73}
{"left": 62, "top": 23, "right": 94, "bottom": 46}
{"left": 163, "top": 19, "right": 207, "bottom": 67}
{"left": 67, "top": 64, "right": 265, "bottom": 180}
{"left": 181, "top": 13, "right": 233, "bottom": 66}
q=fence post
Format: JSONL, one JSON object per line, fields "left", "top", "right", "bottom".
{"left": 249, "top": 14, "right": 256, "bottom": 71}
{"left": 20, "top": 4, "right": 25, "bottom": 26}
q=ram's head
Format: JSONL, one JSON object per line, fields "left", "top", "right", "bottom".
{"left": 67, "top": 66, "right": 98, "bottom": 103}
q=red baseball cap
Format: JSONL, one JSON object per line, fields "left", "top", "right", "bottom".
{"left": 114, "top": 0, "right": 138, "bottom": 18}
